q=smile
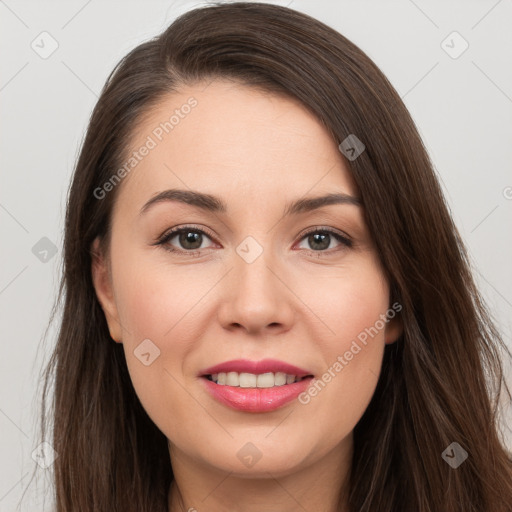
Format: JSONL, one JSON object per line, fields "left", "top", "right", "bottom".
{"left": 205, "top": 371, "right": 311, "bottom": 387}
{"left": 199, "top": 358, "right": 315, "bottom": 412}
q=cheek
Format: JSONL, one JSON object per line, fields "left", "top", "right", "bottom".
{"left": 305, "top": 258, "right": 389, "bottom": 347}
{"left": 114, "top": 253, "right": 211, "bottom": 342}
{"left": 110, "top": 250, "right": 235, "bottom": 430}
{"left": 298, "top": 260, "right": 389, "bottom": 432}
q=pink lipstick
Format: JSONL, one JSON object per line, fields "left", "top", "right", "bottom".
{"left": 199, "top": 358, "right": 314, "bottom": 413}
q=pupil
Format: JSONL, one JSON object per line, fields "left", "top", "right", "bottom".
{"left": 310, "top": 233, "right": 329, "bottom": 250}
{"left": 180, "top": 231, "right": 201, "bottom": 249}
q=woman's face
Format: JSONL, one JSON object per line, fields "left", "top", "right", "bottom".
{"left": 92, "top": 79, "right": 401, "bottom": 480}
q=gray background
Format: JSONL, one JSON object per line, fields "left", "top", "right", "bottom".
{"left": 1, "top": 0, "right": 511, "bottom": 509}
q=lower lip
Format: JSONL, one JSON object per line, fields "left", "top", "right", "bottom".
{"left": 200, "top": 376, "right": 314, "bottom": 412}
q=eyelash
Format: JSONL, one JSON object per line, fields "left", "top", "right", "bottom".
{"left": 154, "top": 224, "right": 353, "bottom": 258}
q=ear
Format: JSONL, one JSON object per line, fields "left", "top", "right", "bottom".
{"left": 90, "top": 237, "right": 123, "bottom": 343}
{"left": 384, "top": 311, "right": 403, "bottom": 345}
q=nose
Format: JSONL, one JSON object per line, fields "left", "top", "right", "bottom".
{"left": 216, "top": 240, "right": 295, "bottom": 335}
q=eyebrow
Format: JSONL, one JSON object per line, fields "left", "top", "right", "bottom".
{"left": 139, "top": 188, "right": 362, "bottom": 217}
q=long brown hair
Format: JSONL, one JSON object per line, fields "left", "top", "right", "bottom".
{"left": 36, "top": 2, "right": 512, "bottom": 511}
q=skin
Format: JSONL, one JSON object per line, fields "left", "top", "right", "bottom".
{"left": 91, "top": 79, "right": 402, "bottom": 512}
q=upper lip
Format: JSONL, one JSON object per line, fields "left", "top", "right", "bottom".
{"left": 199, "top": 358, "right": 314, "bottom": 377}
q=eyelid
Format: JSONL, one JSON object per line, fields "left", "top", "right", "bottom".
{"left": 297, "top": 225, "right": 353, "bottom": 248}
{"left": 161, "top": 224, "right": 216, "bottom": 239}
{"left": 155, "top": 224, "right": 218, "bottom": 247}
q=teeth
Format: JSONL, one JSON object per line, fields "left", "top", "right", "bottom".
{"left": 257, "top": 372, "right": 278, "bottom": 388}
{"left": 239, "top": 372, "right": 257, "bottom": 387}
{"left": 227, "top": 371, "right": 241, "bottom": 386}
{"left": 273, "top": 372, "right": 287, "bottom": 386}
{"left": 209, "top": 372, "right": 306, "bottom": 387}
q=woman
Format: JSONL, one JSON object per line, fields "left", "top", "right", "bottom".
{"left": 38, "top": 2, "right": 512, "bottom": 511}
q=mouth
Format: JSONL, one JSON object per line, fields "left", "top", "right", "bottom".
{"left": 199, "top": 358, "right": 314, "bottom": 385}
{"left": 202, "top": 372, "right": 314, "bottom": 388}
{"left": 198, "top": 359, "right": 315, "bottom": 411}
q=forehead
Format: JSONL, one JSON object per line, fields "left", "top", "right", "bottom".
{"left": 114, "top": 79, "right": 358, "bottom": 218}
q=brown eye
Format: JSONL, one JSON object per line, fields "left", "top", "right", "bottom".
{"left": 156, "top": 225, "right": 216, "bottom": 255}
{"left": 297, "top": 228, "right": 352, "bottom": 256}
